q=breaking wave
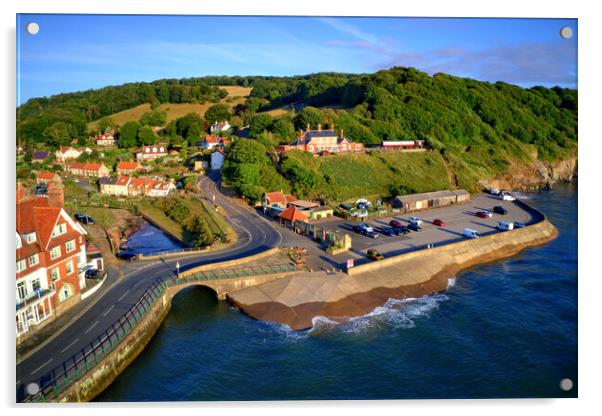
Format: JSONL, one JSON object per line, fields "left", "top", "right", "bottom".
{"left": 308, "top": 294, "right": 449, "bottom": 335}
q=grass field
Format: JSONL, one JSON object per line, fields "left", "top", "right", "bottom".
{"left": 88, "top": 85, "right": 252, "bottom": 131}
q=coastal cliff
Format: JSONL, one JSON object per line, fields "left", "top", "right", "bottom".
{"left": 228, "top": 216, "right": 558, "bottom": 330}
{"left": 483, "top": 156, "right": 577, "bottom": 191}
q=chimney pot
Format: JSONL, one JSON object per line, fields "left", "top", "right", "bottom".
{"left": 317, "top": 124, "right": 322, "bottom": 131}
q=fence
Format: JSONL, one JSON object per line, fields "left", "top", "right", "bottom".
{"left": 20, "top": 262, "right": 297, "bottom": 403}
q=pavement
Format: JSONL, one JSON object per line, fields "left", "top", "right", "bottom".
{"left": 16, "top": 172, "right": 288, "bottom": 400}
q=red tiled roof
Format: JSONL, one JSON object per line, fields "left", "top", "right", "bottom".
{"left": 285, "top": 194, "right": 297, "bottom": 203}
{"left": 264, "top": 191, "right": 287, "bottom": 205}
{"left": 116, "top": 161, "right": 139, "bottom": 170}
{"left": 36, "top": 171, "right": 56, "bottom": 180}
{"left": 278, "top": 207, "right": 308, "bottom": 222}
{"left": 116, "top": 176, "right": 130, "bottom": 186}
{"left": 205, "top": 135, "right": 222, "bottom": 144}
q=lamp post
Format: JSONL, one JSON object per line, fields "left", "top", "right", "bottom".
{"left": 176, "top": 261, "right": 180, "bottom": 279}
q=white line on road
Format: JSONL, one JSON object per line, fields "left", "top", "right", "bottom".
{"left": 118, "top": 289, "right": 130, "bottom": 301}
{"left": 31, "top": 358, "right": 53, "bottom": 375}
{"left": 102, "top": 305, "right": 115, "bottom": 317}
{"left": 84, "top": 321, "right": 99, "bottom": 334}
{"left": 60, "top": 338, "right": 79, "bottom": 353}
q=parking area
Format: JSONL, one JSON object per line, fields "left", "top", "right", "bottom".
{"left": 320, "top": 194, "right": 534, "bottom": 264}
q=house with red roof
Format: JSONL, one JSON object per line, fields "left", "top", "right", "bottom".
{"left": 136, "top": 145, "right": 168, "bottom": 161}
{"left": 262, "top": 190, "right": 296, "bottom": 211}
{"left": 199, "top": 134, "right": 231, "bottom": 150}
{"left": 65, "top": 162, "right": 110, "bottom": 178}
{"left": 116, "top": 160, "right": 142, "bottom": 175}
{"left": 16, "top": 197, "right": 88, "bottom": 338}
{"left": 276, "top": 124, "right": 363, "bottom": 155}
{"left": 277, "top": 206, "right": 309, "bottom": 230}
{"left": 55, "top": 146, "right": 92, "bottom": 163}
{"left": 35, "top": 171, "right": 61, "bottom": 185}
{"left": 94, "top": 132, "right": 116, "bottom": 147}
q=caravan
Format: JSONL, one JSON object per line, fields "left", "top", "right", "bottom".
{"left": 463, "top": 228, "right": 480, "bottom": 239}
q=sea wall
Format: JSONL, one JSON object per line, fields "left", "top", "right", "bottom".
{"left": 229, "top": 201, "right": 558, "bottom": 330}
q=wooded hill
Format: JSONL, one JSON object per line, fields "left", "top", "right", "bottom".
{"left": 17, "top": 67, "right": 577, "bottom": 202}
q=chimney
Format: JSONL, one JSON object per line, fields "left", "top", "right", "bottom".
{"left": 47, "top": 181, "right": 64, "bottom": 208}
{"left": 339, "top": 129, "right": 344, "bottom": 138}
{"left": 306, "top": 123, "right": 310, "bottom": 132}
{"left": 317, "top": 123, "right": 322, "bottom": 131}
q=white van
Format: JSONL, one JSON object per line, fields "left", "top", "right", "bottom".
{"left": 463, "top": 228, "right": 480, "bottom": 239}
{"left": 497, "top": 221, "right": 514, "bottom": 231}
{"left": 501, "top": 193, "right": 516, "bottom": 201}
{"left": 409, "top": 216, "right": 423, "bottom": 226}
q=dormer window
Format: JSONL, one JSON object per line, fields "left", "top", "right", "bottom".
{"left": 51, "top": 223, "right": 67, "bottom": 238}
{"left": 25, "top": 232, "right": 37, "bottom": 244}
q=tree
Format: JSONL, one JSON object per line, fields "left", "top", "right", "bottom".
{"left": 294, "top": 107, "right": 327, "bottom": 131}
{"left": 139, "top": 110, "right": 167, "bottom": 126}
{"left": 120, "top": 121, "right": 140, "bottom": 148}
{"left": 187, "top": 122, "right": 202, "bottom": 142}
{"left": 97, "top": 117, "right": 116, "bottom": 133}
{"left": 137, "top": 125, "right": 157, "bottom": 145}
{"left": 176, "top": 113, "right": 204, "bottom": 138}
{"left": 271, "top": 118, "right": 295, "bottom": 143}
{"left": 42, "top": 122, "right": 72, "bottom": 147}
{"left": 204, "top": 103, "right": 231, "bottom": 125}
{"left": 249, "top": 113, "right": 273, "bottom": 137}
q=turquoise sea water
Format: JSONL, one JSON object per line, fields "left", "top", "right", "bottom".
{"left": 97, "top": 182, "right": 577, "bottom": 401}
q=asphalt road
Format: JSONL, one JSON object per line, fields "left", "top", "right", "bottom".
{"left": 16, "top": 172, "right": 283, "bottom": 400}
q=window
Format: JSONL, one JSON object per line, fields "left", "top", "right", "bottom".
{"left": 66, "top": 260, "right": 74, "bottom": 275}
{"left": 66, "top": 240, "right": 76, "bottom": 253}
{"left": 50, "top": 267, "right": 59, "bottom": 282}
{"left": 28, "top": 254, "right": 39, "bottom": 267}
{"left": 16, "top": 234, "right": 22, "bottom": 249}
{"left": 51, "top": 223, "right": 67, "bottom": 238}
{"left": 17, "top": 282, "right": 27, "bottom": 301}
{"left": 31, "top": 279, "right": 41, "bottom": 292}
{"left": 50, "top": 246, "right": 61, "bottom": 260}
{"left": 16, "top": 259, "right": 26, "bottom": 273}
{"left": 25, "top": 233, "right": 37, "bottom": 244}
{"left": 59, "top": 284, "right": 73, "bottom": 302}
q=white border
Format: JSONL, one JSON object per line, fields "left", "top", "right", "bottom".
{"left": 3, "top": 1, "right": 601, "bottom": 415}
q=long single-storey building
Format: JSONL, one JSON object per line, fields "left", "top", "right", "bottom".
{"left": 392, "top": 189, "right": 470, "bottom": 212}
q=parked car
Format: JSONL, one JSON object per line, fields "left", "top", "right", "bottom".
{"left": 357, "top": 202, "right": 369, "bottom": 210}
{"left": 475, "top": 211, "right": 493, "bottom": 219}
{"left": 501, "top": 193, "right": 516, "bottom": 201}
{"left": 433, "top": 219, "right": 446, "bottom": 227}
{"left": 85, "top": 269, "right": 107, "bottom": 280}
{"left": 365, "top": 230, "right": 380, "bottom": 239}
{"left": 375, "top": 226, "right": 396, "bottom": 237}
{"left": 389, "top": 219, "right": 403, "bottom": 228}
{"left": 117, "top": 251, "right": 136, "bottom": 261}
{"left": 74, "top": 213, "right": 85, "bottom": 221}
{"left": 514, "top": 222, "right": 526, "bottom": 228}
{"left": 339, "top": 203, "right": 354, "bottom": 211}
{"left": 409, "top": 216, "right": 423, "bottom": 226}
{"left": 358, "top": 223, "right": 374, "bottom": 233}
{"left": 367, "top": 249, "right": 384, "bottom": 261}
{"left": 407, "top": 223, "right": 422, "bottom": 232}
{"left": 493, "top": 205, "right": 508, "bottom": 215}
{"left": 75, "top": 214, "right": 95, "bottom": 224}
{"left": 489, "top": 188, "right": 501, "bottom": 195}
{"left": 497, "top": 221, "right": 514, "bottom": 231}
{"left": 463, "top": 228, "right": 480, "bottom": 239}
{"left": 392, "top": 226, "right": 411, "bottom": 235}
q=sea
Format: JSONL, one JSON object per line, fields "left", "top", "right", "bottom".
{"left": 96, "top": 182, "right": 577, "bottom": 401}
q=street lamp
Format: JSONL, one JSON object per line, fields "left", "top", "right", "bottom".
{"left": 176, "top": 261, "right": 180, "bottom": 278}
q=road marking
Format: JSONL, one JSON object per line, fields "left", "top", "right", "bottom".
{"left": 118, "top": 289, "right": 130, "bottom": 301}
{"left": 134, "top": 279, "right": 147, "bottom": 288}
{"left": 31, "top": 358, "right": 53, "bottom": 375}
{"left": 84, "top": 321, "right": 99, "bottom": 334}
{"left": 102, "top": 305, "right": 115, "bottom": 317}
{"left": 60, "top": 338, "right": 79, "bottom": 353}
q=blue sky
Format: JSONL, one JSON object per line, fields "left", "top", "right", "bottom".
{"left": 16, "top": 15, "right": 577, "bottom": 104}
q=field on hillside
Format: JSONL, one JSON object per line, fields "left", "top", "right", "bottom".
{"left": 315, "top": 151, "right": 455, "bottom": 202}
{"left": 87, "top": 85, "right": 252, "bottom": 131}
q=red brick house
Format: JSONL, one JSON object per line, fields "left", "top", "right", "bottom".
{"left": 136, "top": 145, "right": 168, "bottom": 161}
{"left": 16, "top": 197, "right": 88, "bottom": 337}
{"left": 95, "top": 132, "right": 116, "bottom": 146}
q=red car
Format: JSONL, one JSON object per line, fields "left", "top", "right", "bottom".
{"left": 433, "top": 219, "right": 445, "bottom": 227}
{"left": 475, "top": 211, "right": 493, "bottom": 219}
{"left": 389, "top": 219, "right": 403, "bottom": 228}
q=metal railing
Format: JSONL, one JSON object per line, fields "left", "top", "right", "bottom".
{"left": 20, "top": 262, "right": 297, "bottom": 403}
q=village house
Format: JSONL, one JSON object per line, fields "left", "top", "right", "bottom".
{"left": 210, "top": 120, "right": 231, "bottom": 133}
{"left": 199, "top": 134, "right": 231, "bottom": 150}
{"left": 136, "top": 144, "right": 168, "bottom": 161}
{"left": 65, "top": 162, "right": 110, "bottom": 178}
{"left": 55, "top": 146, "right": 92, "bottom": 163}
{"left": 16, "top": 196, "right": 88, "bottom": 337}
{"left": 98, "top": 176, "right": 131, "bottom": 196}
{"left": 210, "top": 149, "right": 225, "bottom": 171}
{"left": 98, "top": 176, "right": 175, "bottom": 198}
{"left": 276, "top": 124, "right": 364, "bottom": 155}
{"left": 116, "top": 160, "right": 143, "bottom": 175}
{"left": 35, "top": 171, "right": 61, "bottom": 185}
{"left": 31, "top": 151, "right": 50, "bottom": 163}
{"left": 94, "top": 132, "right": 116, "bottom": 147}
{"left": 278, "top": 206, "right": 309, "bottom": 231}
{"left": 262, "top": 190, "right": 296, "bottom": 211}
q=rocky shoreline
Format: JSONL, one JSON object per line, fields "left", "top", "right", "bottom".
{"left": 228, "top": 214, "right": 558, "bottom": 330}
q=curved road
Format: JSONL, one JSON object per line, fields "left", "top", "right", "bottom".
{"left": 16, "top": 172, "right": 283, "bottom": 400}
